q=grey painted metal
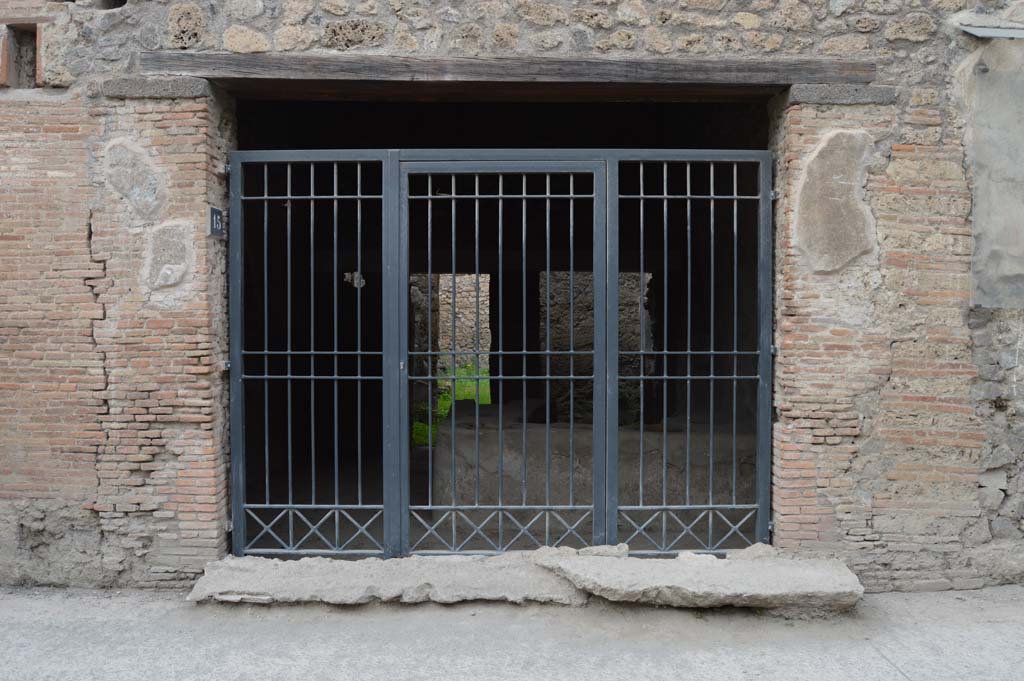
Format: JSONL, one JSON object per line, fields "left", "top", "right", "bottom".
{"left": 592, "top": 166, "right": 609, "bottom": 546}
{"left": 603, "top": 160, "right": 619, "bottom": 545}
{"left": 228, "top": 148, "right": 773, "bottom": 557}
{"left": 384, "top": 151, "right": 403, "bottom": 557}
{"left": 606, "top": 153, "right": 771, "bottom": 552}
{"left": 756, "top": 157, "right": 774, "bottom": 544}
{"left": 229, "top": 150, "right": 390, "bottom": 557}
{"left": 228, "top": 155, "right": 245, "bottom": 556}
{"left": 400, "top": 160, "right": 606, "bottom": 551}
{"left": 398, "top": 149, "right": 771, "bottom": 162}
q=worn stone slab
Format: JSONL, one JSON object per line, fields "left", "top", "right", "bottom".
{"left": 536, "top": 548, "right": 864, "bottom": 612}
{"left": 190, "top": 544, "right": 862, "bottom": 613}
{"left": 187, "top": 553, "right": 589, "bottom": 606}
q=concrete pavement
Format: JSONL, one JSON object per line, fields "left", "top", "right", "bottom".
{"left": 2, "top": 584, "right": 1023, "bottom": 681}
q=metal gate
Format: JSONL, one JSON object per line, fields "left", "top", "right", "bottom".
{"left": 229, "top": 150, "right": 772, "bottom": 557}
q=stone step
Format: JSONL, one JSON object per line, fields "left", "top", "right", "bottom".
{"left": 535, "top": 545, "right": 864, "bottom": 612}
{"left": 189, "top": 544, "right": 863, "bottom": 615}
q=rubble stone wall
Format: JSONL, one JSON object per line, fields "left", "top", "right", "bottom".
{"left": 437, "top": 273, "right": 491, "bottom": 370}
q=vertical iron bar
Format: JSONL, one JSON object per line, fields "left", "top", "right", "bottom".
{"left": 332, "top": 163, "right": 339, "bottom": 547}
{"left": 732, "top": 163, "right": 739, "bottom": 506}
{"left": 544, "top": 173, "right": 551, "bottom": 537}
{"left": 427, "top": 175, "right": 433, "bottom": 509}
{"left": 568, "top": 174, "right": 575, "bottom": 507}
{"left": 395, "top": 154, "right": 410, "bottom": 556}
{"left": 450, "top": 174, "right": 457, "bottom": 532}
{"left": 662, "top": 162, "right": 669, "bottom": 511}
{"left": 638, "top": 162, "right": 645, "bottom": 508}
{"left": 685, "top": 162, "right": 692, "bottom": 507}
{"left": 357, "top": 163, "right": 364, "bottom": 507}
{"left": 756, "top": 158, "right": 773, "bottom": 544}
{"left": 598, "top": 161, "right": 613, "bottom": 546}
{"left": 475, "top": 174, "right": 481, "bottom": 508}
{"left": 310, "top": 165, "right": 316, "bottom": 507}
{"left": 521, "top": 174, "right": 527, "bottom": 508}
{"left": 397, "top": 156, "right": 409, "bottom": 557}
{"left": 263, "top": 167, "right": 270, "bottom": 505}
{"left": 286, "top": 163, "right": 294, "bottom": 549}
{"left": 497, "top": 174, "right": 504, "bottom": 547}
{"left": 384, "top": 152, "right": 403, "bottom": 557}
{"left": 229, "top": 157, "right": 245, "bottom": 555}
{"left": 709, "top": 162, "right": 716, "bottom": 549}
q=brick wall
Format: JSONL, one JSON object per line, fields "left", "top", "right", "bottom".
{"left": 0, "top": 90, "right": 230, "bottom": 586}
{"left": 86, "top": 95, "right": 230, "bottom": 586}
{"left": 0, "top": 94, "right": 106, "bottom": 584}
{"left": 771, "top": 101, "right": 990, "bottom": 591}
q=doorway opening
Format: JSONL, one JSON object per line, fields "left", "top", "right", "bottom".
{"left": 231, "top": 100, "right": 772, "bottom": 557}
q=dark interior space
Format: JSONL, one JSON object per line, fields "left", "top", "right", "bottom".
{"left": 237, "top": 100, "right": 769, "bottom": 150}
{"left": 6, "top": 25, "right": 38, "bottom": 90}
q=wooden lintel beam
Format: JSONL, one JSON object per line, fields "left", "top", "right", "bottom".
{"left": 140, "top": 52, "right": 875, "bottom": 86}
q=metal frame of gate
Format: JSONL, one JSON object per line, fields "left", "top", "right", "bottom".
{"left": 229, "top": 149, "right": 773, "bottom": 558}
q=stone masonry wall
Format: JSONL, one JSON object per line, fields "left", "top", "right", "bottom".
{"left": 11, "top": 0, "right": 984, "bottom": 78}
{"left": 437, "top": 273, "right": 491, "bottom": 372}
{"left": 771, "top": 83, "right": 1023, "bottom": 590}
{"left": 1, "top": 0, "right": 1023, "bottom": 590}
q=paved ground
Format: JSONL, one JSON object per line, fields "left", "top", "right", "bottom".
{"left": 2, "top": 585, "right": 1023, "bottom": 681}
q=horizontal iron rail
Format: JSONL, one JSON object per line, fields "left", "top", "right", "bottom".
{"left": 408, "top": 350, "right": 594, "bottom": 356}
{"left": 242, "top": 350, "right": 384, "bottom": 355}
{"left": 245, "top": 504, "right": 385, "bottom": 509}
{"left": 240, "top": 194, "right": 383, "bottom": 200}
{"left": 618, "top": 194, "right": 761, "bottom": 200}
{"left": 242, "top": 375, "right": 384, "bottom": 380}
{"left": 408, "top": 193, "right": 596, "bottom": 199}
{"left": 244, "top": 549, "right": 384, "bottom": 556}
{"left": 232, "top": 149, "right": 772, "bottom": 164}
{"left": 618, "top": 505, "right": 760, "bottom": 510}
{"left": 411, "top": 505, "right": 596, "bottom": 510}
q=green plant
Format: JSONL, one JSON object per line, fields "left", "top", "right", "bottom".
{"left": 410, "top": 363, "right": 491, "bottom": 446}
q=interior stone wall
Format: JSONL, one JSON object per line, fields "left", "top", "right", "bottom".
{"left": 436, "top": 273, "right": 492, "bottom": 372}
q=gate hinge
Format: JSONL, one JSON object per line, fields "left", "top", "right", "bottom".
{"left": 770, "top": 189, "right": 779, "bottom": 200}
{"left": 225, "top": 163, "right": 231, "bottom": 175}
{"left": 771, "top": 344, "right": 778, "bottom": 356}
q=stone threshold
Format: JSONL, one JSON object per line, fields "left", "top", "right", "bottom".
{"left": 188, "top": 544, "right": 864, "bottom": 615}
